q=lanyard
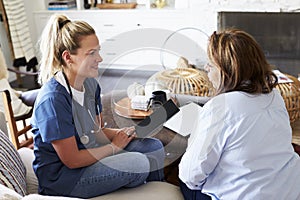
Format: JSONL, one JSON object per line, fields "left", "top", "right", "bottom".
{"left": 62, "top": 71, "right": 73, "bottom": 99}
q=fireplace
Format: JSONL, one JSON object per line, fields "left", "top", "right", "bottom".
{"left": 218, "top": 12, "right": 300, "bottom": 77}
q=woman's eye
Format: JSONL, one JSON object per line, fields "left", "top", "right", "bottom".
{"left": 89, "top": 51, "right": 95, "bottom": 55}
{"left": 86, "top": 49, "right": 100, "bottom": 57}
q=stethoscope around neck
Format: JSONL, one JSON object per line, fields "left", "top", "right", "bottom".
{"left": 62, "top": 71, "right": 102, "bottom": 145}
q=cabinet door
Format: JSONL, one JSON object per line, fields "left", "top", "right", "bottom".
{"left": 33, "top": 10, "right": 194, "bottom": 69}
{"left": 98, "top": 11, "right": 192, "bottom": 68}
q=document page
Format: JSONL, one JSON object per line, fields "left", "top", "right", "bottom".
{"left": 163, "top": 102, "right": 203, "bottom": 137}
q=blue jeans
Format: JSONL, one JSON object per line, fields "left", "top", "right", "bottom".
{"left": 69, "top": 138, "right": 165, "bottom": 198}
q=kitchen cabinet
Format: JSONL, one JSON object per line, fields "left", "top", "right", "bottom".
{"left": 33, "top": 8, "right": 193, "bottom": 69}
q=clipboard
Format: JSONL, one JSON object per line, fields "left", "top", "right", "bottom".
{"left": 164, "top": 102, "right": 203, "bottom": 137}
{"left": 135, "top": 99, "right": 180, "bottom": 138}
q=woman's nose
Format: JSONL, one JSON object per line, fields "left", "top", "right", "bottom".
{"left": 97, "top": 54, "right": 103, "bottom": 63}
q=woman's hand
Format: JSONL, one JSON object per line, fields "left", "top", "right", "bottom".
{"left": 111, "top": 126, "right": 136, "bottom": 152}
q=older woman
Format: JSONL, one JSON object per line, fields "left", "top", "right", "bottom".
{"left": 179, "top": 29, "right": 300, "bottom": 200}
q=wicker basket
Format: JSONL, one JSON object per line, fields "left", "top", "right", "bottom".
{"left": 275, "top": 74, "right": 300, "bottom": 123}
{"left": 145, "top": 67, "right": 214, "bottom": 97}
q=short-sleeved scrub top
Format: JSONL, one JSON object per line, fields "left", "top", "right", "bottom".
{"left": 31, "top": 76, "right": 102, "bottom": 196}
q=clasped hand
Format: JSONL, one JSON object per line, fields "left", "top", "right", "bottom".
{"left": 111, "top": 126, "right": 136, "bottom": 150}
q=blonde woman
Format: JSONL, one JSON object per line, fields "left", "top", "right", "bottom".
{"left": 31, "top": 14, "right": 164, "bottom": 198}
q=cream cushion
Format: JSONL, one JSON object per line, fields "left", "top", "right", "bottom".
{"left": 0, "top": 184, "right": 22, "bottom": 200}
{"left": 20, "top": 182, "right": 183, "bottom": 200}
{"left": 17, "top": 148, "right": 39, "bottom": 194}
{"left": 90, "top": 181, "right": 183, "bottom": 200}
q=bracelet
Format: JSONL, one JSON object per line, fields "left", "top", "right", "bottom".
{"left": 108, "top": 144, "right": 115, "bottom": 155}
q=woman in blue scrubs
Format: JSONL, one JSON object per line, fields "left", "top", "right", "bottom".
{"left": 31, "top": 14, "right": 164, "bottom": 198}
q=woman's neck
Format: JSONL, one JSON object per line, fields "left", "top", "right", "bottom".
{"left": 63, "top": 70, "right": 84, "bottom": 92}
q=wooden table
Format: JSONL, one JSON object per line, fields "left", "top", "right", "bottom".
{"left": 101, "top": 90, "right": 188, "bottom": 185}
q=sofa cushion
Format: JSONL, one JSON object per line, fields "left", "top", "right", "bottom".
{"left": 0, "top": 183, "right": 22, "bottom": 200}
{"left": 21, "top": 182, "right": 183, "bottom": 200}
{"left": 18, "top": 148, "right": 38, "bottom": 194}
{"left": 90, "top": 181, "right": 184, "bottom": 200}
{"left": 22, "top": 194, "right": 84, "bottom": 200}
{"left": 0, "top": 130, "right": 27, "bottom": 196}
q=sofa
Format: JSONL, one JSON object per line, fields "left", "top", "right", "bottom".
{"left": 0, "top": 112, "right": 184, "bottom": 200}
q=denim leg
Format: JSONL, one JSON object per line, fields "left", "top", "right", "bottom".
{"left": 125, "top": 138, "right": 165, "bottom": 181}
{"left": 69, "top": 152, "right": 149, "bottom": 198}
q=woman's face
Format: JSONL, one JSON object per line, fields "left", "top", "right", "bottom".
{"left": 205, "top": 62, "right": 221, "bottom": 89}
{"left": 71, "top": 34, "right": 102, "bottom": 79}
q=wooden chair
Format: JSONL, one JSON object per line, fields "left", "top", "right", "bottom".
{"left": 1, "top": 90, "right": 33, "bottom": 149}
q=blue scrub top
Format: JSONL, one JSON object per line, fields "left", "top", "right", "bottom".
{"left": 31, "top": 77, "right": 102, "bottom": 196}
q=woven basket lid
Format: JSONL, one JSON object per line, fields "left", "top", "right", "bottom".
{"left": 275, "top": 74, "right": 300, "bottom": 123}
{"left": 145, "top": 67, "right": 214, "bottom": 97}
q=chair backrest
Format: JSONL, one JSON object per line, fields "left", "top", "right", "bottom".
{"left": 1, "top": 90, "right": 33, "bottom": 149}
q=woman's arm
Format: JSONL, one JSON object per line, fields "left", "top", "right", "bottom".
{"left": 52, "top": 128, "right": 136, "bottom": 169}
{"left": 52, "top": 136, "right": 116, "bottom": 168}
{"left": 179, "top": 103, "right": 225, "bottom": 189}
{"left": 95, "top": 113, "right": 135, "bottom": 143}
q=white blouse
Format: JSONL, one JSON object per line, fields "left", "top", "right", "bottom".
{"left": 179, "top": 89, "right": 300, "bottom": 200}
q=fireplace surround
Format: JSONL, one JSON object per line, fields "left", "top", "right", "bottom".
{"left": 218, "top": 12, "right": 300, "bottom": 77}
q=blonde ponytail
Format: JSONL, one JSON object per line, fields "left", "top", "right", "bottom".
{"left": 38, "top": 14, "right": 95, "bottom": 85}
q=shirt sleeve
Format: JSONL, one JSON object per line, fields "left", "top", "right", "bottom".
{"left": 179, "top": 100, "right": 227, "bottom": 190}
{"left": 34, "top": 93, "right": 75, "bottom": 143}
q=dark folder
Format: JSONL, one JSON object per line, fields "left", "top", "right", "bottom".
{"left": 135, "top": 99, "right": 180, "bottom": 138}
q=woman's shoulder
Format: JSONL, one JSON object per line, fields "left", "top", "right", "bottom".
{"left": 205, "top": 90, "right": 283, "bottom": 115}
{"left": 37, "top": 78, "right": 70, "bottom": 102}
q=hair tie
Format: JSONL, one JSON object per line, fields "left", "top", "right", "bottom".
{"left": 59, "top": 20, "right": 71, "bottom": 29}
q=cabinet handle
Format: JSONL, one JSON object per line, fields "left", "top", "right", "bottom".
{"left": 105, "top": 39, "right": 116, "bottom": 42}
{"left": 106, "top": 53, "right": 117, "bottom": 56}
{"left": 103, "top": 24, "right": 114, "bottom": 27}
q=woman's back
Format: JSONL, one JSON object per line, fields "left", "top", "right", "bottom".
{"left": 181, "top": 89, "right": 300, "bottom": 199}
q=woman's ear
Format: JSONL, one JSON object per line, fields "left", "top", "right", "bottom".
{"left": 62, "top": 50, "right": 72, "bottom": 65}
